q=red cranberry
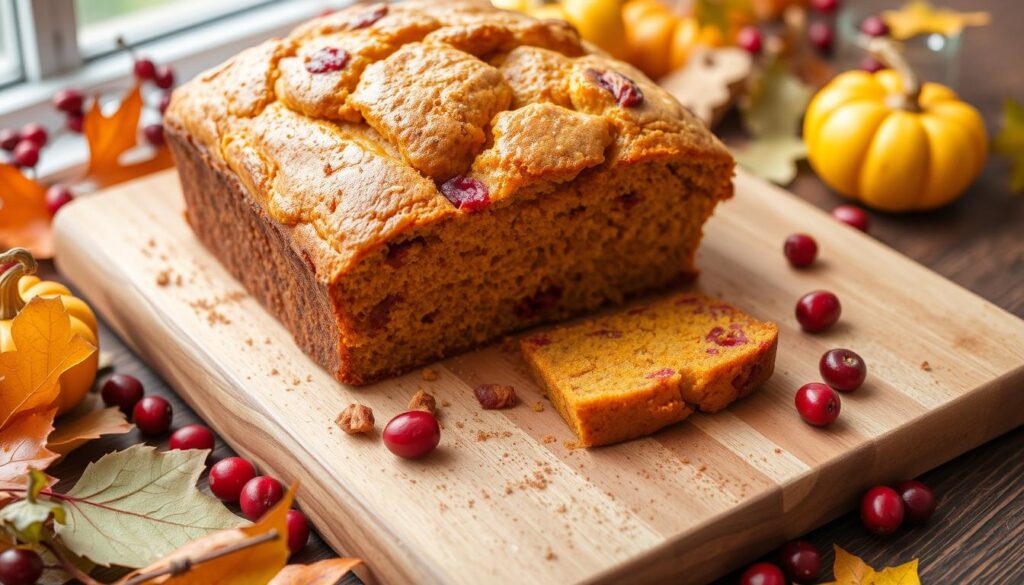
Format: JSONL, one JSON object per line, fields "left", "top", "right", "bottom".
{"left": 66, "top": 113, "right": 85, "bottom": 133}
{"left": 808, "top": 22, "right": 835, "bottom": 53}
{"left": 53, "top": 88, "right": 84, "bottom": 114}
{"left": 859, "top": 56, "right": 887, "bottom": 73}
{"left": 286, "top": 509, "right": 310, "bottom": 555}
{"left": 784, "top": 233, "right": 818, "bottom": 267}
{"left": 12, "top": 141, "right": 40, "bottom": 168}
{"left": 832, "top": 204, "right": 870, "bottom": 231}
{"left": 779, "top": 540, "right": 822, "bottom": 584}
{"left": 820, "top": 348, "right": 867, "bottom": 391}
{"left": 861, "top": 486, "right": 905, "bottom": 534}
{"left": 440, "top": 176, "right": 490, "bottom": 212}
{"left": 795, "top": 382, "right": 841, "bottom": 426}
{"left": 44, "top": 185, "right": 75, "bottom": 215}
{"left": 737, "top": 26, "right": 763, "bottom": 55}
{"left": 810, "top": 0, "right": 840, "bottom": 13}
{"left": 19, "top": 123, "right": 48, "bottom": 147}
{"left": 154, "top": 65, "right": 175, "bottom": 89}
{"left": 796, "top": 290, "right": 841, "bottom": 332}
{"left": 587, "top": 68, "right": 643, "bottom": 107}
{"left": 305, "top": 46, "right": 351, "bottom": 74}
{"left": 348, "top": 5, "right": 388, "bottom": 30}
{"left": 0, "top": 548, "right": 44, "bottom": 585}
{"left": 896, "top": 479, "right": 936, "bottom": 524}
{"left": 239, "top": 475, "right": 284, "bottom": 520}
{"left": 0, "top": 128, "right": 18, "bottom": 151}
{"left": 861, "top": 15, "right": 890, "bottom": 37}
{"left": 740, "top": 562, "right": 786, "bottom": 585}
{"left": 143, "top": 123, "right": 165, "bottom": 146}
{"left": 132, "top": 396, "right": 172, "bottom": 435}
{"left": 134, "top": 58, "right": 157, "bottom": 80}
{"left": 382, "top": 411, "right": 441, "bottom": 459}
{"left": 169, "top": 424, "right": 215, "bottom": 451}
{"left": 101, "top": 373, "right": 145, "bottom": 413}
{"left": 208, "top": 457, "right": 257, "bottom": 502}
{"left": 158, "top": 92, "right": 172, "bottom": 114}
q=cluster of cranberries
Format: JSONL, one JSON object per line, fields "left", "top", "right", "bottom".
{"left": 858, "top": 13, "right": 893, "bottom": 72}
{"left": 131, "top": 53, "right": 176, "bottom": 147}
{"left": 208, "top": 459, "right": 309, "bottom": 555}
{"left": 740, "top": 539, "right": 822, "bottom": 585}
{"left": 0, "top": 123, "right": 48, "bottom": 169}
{"left": 861, "top": 479, "right": 937, "bottom": 534}
{"left": 736, "top": 0, "right": 841, "bottom": 57}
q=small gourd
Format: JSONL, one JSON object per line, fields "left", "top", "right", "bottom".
{"left": 0, "top": 248, "right": 100, "bottom": 415}
{"left": 622, "top": 0, "right": 723, "bottom": 79}
{"left": 804, "top": 38, "right": 987, "bottom": 212}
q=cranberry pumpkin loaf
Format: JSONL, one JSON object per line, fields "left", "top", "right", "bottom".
{"left": 164, "top": 0, "right": 734, "bottom": 385}
{"left": 520, "top": 293, "right": 777, "bottom": 447}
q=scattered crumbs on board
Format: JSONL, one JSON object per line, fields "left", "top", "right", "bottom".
{"left": 921, "top": 360, "right": 932, "bottom": 371}
{"left": 531, "top": 401, "right": 545, "bottom": 412}
{"left": 421, "top": 367, "right": 439, "bottom": 381}
{"left": 542, "top": 435, "right": 557, "bottom": 444}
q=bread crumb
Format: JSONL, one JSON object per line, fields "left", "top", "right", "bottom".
{"left": 421, "top": 368, "right": 439, "bottom": 381}
{"left": 155, "top": 270, "right": 172, "bottom": 286}
{"left": 773, "top": 448, "right": 782, "bottom": 454}
{"left": 441, "top": 399, "right": 451, "bottom": 407}
{"left": 408, "top": 389, "right": 437, "bottom": 414}
{"left": 563, "top": 440, "right": 581, "bottom": 450}
{"left": 270, "top": 368, "right": 279, "bottom": 376}
{"left": 476, "top": 430, "right": 513, "bottom": 442}
{"left": 542, "top": 435, "right": 557, "bottom": 444}
{"left": 544, "top": 548, "right": 556, "bottom": 561}
{"left": 336, "top": 403, "right": 375, "bottom": 434}
{"left": 530, "top": 401, "right": 545, "bottom": 412}
{"left": 921, "top": 361, "right": 932, "bottom": 371}
{"left": 245, "top": 338, "right": 254, "bottom": 346}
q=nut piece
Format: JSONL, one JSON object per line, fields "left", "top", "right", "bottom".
{"left": 408, "top": 390, "right": 436, "bottom": 414}
{"left": 473, "top": 384, "right": 517, "bottom": 410}
{"left": 336, "top": 403, "right": 374, "bottom": 434}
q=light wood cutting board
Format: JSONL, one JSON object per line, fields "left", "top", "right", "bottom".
{"left": 53, "top": 168, "right": 1024, "bottom": 585}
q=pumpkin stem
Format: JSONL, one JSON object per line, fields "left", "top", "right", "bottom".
{"left": 867, "top": 37, "right": 922, "bottom": 112}
{"left": 0, "top": 248, "right": 37, "bottom": 320}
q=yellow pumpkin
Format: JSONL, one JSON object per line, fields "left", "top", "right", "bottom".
{"left": 0, "top": 248, "right": 100, "bottom": 415}
{"left": 804, "top": 41, "right": 987, "bottom": 212}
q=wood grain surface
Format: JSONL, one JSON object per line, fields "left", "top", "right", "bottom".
{"left": 50, "top": 167, "right": 1024, "bottom": 584}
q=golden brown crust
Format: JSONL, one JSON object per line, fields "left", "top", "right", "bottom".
{"left": 165, "top": 0, "right": 732, "bottom": 282}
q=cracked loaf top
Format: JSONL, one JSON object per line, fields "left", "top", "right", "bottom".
{"left": 165, "top": 0, "right": 733, "bottom": 281}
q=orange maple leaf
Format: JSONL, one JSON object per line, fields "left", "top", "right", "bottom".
{"left": 269, "top": 558, "right": 364, "bottom": 585}
{"left": 0, "top": 296, "right": 96, "bottom": 428}
{"left": 0, "top": 164, "right": 52, "bottom": 258}
{"left": 0, "top": 408, "right": 59, "bottom": 485}
{"left": 121, "top": 484, "right": 299, "bottom": 584}
{"left": 83, "top": 84, "right": 174, "bottom": 188}
{"left": 46, "top": 398, "right": 133, "bottom": 459}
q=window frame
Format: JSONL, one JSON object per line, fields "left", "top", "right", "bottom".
{"left": 0, "top": 0, "right": 25, "bottom": 87}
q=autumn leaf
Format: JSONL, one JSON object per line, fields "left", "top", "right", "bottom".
{"left": 824, "top": 545, "right": 921, "bottom": 585}
{"left": 732, "top": 58, "right": 812, "bottom": 185}
{"left": 122, "top": 484, "right": 297, "bottom": 584}
{"left": 0, "top": 410, "right": 58, "bottom": 486}
{"left": 54, "top": 445, "right": 246, "bottom": 568}
{"left": 47, "top": 396, "right": 133, "bottom": 459}
{"left": 0, "top": 297, "right": 96, "bottom": 428}
{"left": 0, "top": 469, "right": 66, "bottom": 543}
{"left": 993, "top": 98, "right": 1024, "bottom": 193}
{"left": 882, "top": 0, "right": 989, "bottom": 41}
{"left": 0, "top": 164, "right": 53, "bottom": 258}
{"left": 269, "top": 558, "right": 364, "bottom": 585}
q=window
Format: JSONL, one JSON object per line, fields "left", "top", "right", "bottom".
{"left": 0, "top": 2, "right": 21, "bottom": 87}
{"left": 76, "top": 0, "right": 281, "bottom": 58}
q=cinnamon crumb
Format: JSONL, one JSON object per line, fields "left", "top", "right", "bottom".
{"left": 544, "top": 548, "right": 556, "bottom": 561}
{"left": 475, "top": 430, "right": 513, "bottom": 442}
{"left": 530, "top": 401, "right": 545, "bottom": 412}
{"left": 773, "top": 448, "right": 782, "bottom": 454}
{"left": 245, "top": 338, "right": 254, "bottom": 347}
{"left": 563, "top": 440, "right": 580, "bottom": 450}
{"left": 473, "top": 384, "right": 517, "bottom": 409}
{"left": 555, "top": 504, "right": 567, "bottom": 513}
{"left": 306, "top": 374, "right": 313, "bottom": 383}
{"left": 155, "top": 270, "right": 172, "bottom": 286}
{"left": 324, "top": 162, "right": 334, "bottom": 175}
{"left": 336, "top": 403, "right": 374, "bottom": 434}
{"left": 291, "top": 377, "right": 301, "bottom": 385}
{"left": 270, "top": 368, "right": 279, "bottom": 376}
{"left": 542, "top": 435, "right": 557, "bottom": 444}
{"left": 408, "top": 390, "right": 436, "bottom": 414}
{"left": 441, "top": 399, "right": 451, "bottom": 408}
{"left": 421, "top": 367, "right": 439, "bottom": 381}
{"left": 921, "top": 361, "right": 932, "bottom": 371}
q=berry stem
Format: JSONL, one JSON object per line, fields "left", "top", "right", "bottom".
{"left": 121, "top": 530, "right": 280, "bottom": 585}
{"left": 867, "top": 37, "right": 921, "bottom": 111}
{"left": 39, "top": 539, "right": 103, "bottom": 585}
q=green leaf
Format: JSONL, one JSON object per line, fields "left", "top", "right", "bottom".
{"left": 742, "top": 59, "right": 813, "bottom": 139}
{"left": 0, "top": 470, "right": 65, "bottom": 543}
{"left": 992, "top": 98, "right": 1024, "bottom": 193}
{"left": 732, "top": 136, "right": 807, "bottom": 185}
{"left": 54, "top": 445, "right": 246, "bottom": 568}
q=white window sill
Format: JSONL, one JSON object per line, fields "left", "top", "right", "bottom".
{"left": 0, "top": 0, "right": 350, "bottom": 181}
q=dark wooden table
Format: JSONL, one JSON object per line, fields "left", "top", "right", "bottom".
{"left": 46, "top": 0, "right": 1022, "bottom": 583}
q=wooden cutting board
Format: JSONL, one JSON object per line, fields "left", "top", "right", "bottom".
{"left": 53, "top": 168, "right": 1024, "bottom": 585}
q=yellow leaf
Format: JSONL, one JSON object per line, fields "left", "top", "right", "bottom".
{"left": 47, "top": 398, "right": 133, "bottom": 458}
{"left": 0, "top": 297, "right": 96, "bottom": 428}
{"left": 269, "top": 558, "right": 363, "bottom": 585}
{"left": 0, "top": 164, "right": 53, "bottom": 259}
{"left": 0, "top": 409, "right": 58, "bottom": 484}
{"left": 824, "top": 545, "right": 921, "bottom": 585}
{"left": 123, "top": 484, "right": 297, "bottom": 585}
{"left": 993, "top": 98, "right": 1024, "bottom": 193}
{"left": 882, "top": 0, "right": 989, "bottom": 40}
